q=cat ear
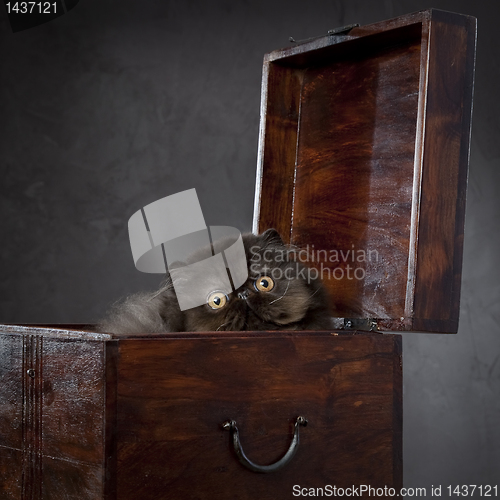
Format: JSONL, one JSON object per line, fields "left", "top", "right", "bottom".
{"left": 260, "top": 228, "right": 284, "bottom": 246}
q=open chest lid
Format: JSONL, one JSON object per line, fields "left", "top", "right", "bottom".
{"left": 253, "top": 9, "right": 476, "bottom": 334}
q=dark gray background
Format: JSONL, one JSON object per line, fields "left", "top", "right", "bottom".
{"left": 1, "top": 0, "right": 499, "bottom": 491}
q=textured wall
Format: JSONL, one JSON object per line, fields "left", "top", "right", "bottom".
{"left": 1, "top": 0, "right": 499, "bottom": 491}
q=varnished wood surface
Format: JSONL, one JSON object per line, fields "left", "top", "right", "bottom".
{"left": 293, "top": 35, "right": 421, "bottom": 321}
{"left": 115, "top": 332, "right": 402, "bottom": 499}
{"left": 0, "top": 333, "right": 23, "bottom": 499}
{"left": 0, "top": 330, "right": 117, "bottom": 499}
{"left": 254, "top": 9, "right": 476, "bottom": 333}
{"left": 0, "top": 327, "right": 402, "bottom": 499}
{"left": 254, "top": 63, "right": 302, "bottom": 243}
{"left": 412, "top": 10, "right": 476, "bottom": 332}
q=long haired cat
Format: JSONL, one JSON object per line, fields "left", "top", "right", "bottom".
{"left": 97, "top": 229, "right": 332, "bottom": 334}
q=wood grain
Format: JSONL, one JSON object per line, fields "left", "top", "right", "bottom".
{"left": 254, "top": 63, "right": 303, "bottom": 241}
{"left": 254, "top": 9, "right": 476, "bottom": 333}
{"left": 412, "top": 11, "right": 476, "bottom": 332}
{"left": 0, "top": 447, "right": 23, "bottom": 499}
{"left": 292, "top": 37, "right": 421, "bottom": 320}
{"left": 0, "top": 329, "right": 117, "bottom": 499}
{"left": 0, "top": 334, "right": 23, "bottom": 453}
{"left": 115, "top": 333, "right": 402, "bottom": 499}
{"left": 0, "top": 327, "right": 402, "bottom": 499}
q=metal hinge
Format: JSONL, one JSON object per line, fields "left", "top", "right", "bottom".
{"left": 289, "top": 23, "right": 359, "bottom": 44}
{"left": 343, "top": 318, "right": 379, "bottom": 332}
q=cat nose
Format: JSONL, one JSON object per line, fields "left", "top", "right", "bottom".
{"left": 238, "top": 289, "right": 250, "bottom": 300}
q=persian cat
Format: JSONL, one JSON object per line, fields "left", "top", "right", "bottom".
{"left": 97, "top": 229, "right": 332, "bottom": 334}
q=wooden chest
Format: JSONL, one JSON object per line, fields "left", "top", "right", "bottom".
{"left": 0, "top": 328, "right": 401, "bottom": 499}
{"left": 0, "top": 8, "right": 475, "bottom": 499}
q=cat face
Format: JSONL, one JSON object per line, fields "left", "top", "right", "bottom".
{"left": 177, "top": 229, "right": 326, "bottom": 331}
{"left": 99, "top": 228, "right": 332, "bottom": 334}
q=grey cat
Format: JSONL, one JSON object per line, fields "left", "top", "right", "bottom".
{"left": 97, "top": 229, "right": 332, "bottom": 334}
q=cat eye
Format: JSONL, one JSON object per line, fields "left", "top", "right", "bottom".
{"left": 255, "top": 276, "right": 274, "bottom": 292}
{"left": 207, "top": 291, "right": 228, "bottom": 310}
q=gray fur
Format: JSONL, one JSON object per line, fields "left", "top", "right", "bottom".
{"left": 97, "top": 229, "right": 332, "bottom": 334}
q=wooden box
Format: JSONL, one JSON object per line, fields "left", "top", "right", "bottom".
{"left": 0, "top": 8, "right": 475, "bottom": 500}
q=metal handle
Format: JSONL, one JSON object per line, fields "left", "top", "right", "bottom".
{"left": 222, "top": 416, "right": 307, "bottom": 473}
